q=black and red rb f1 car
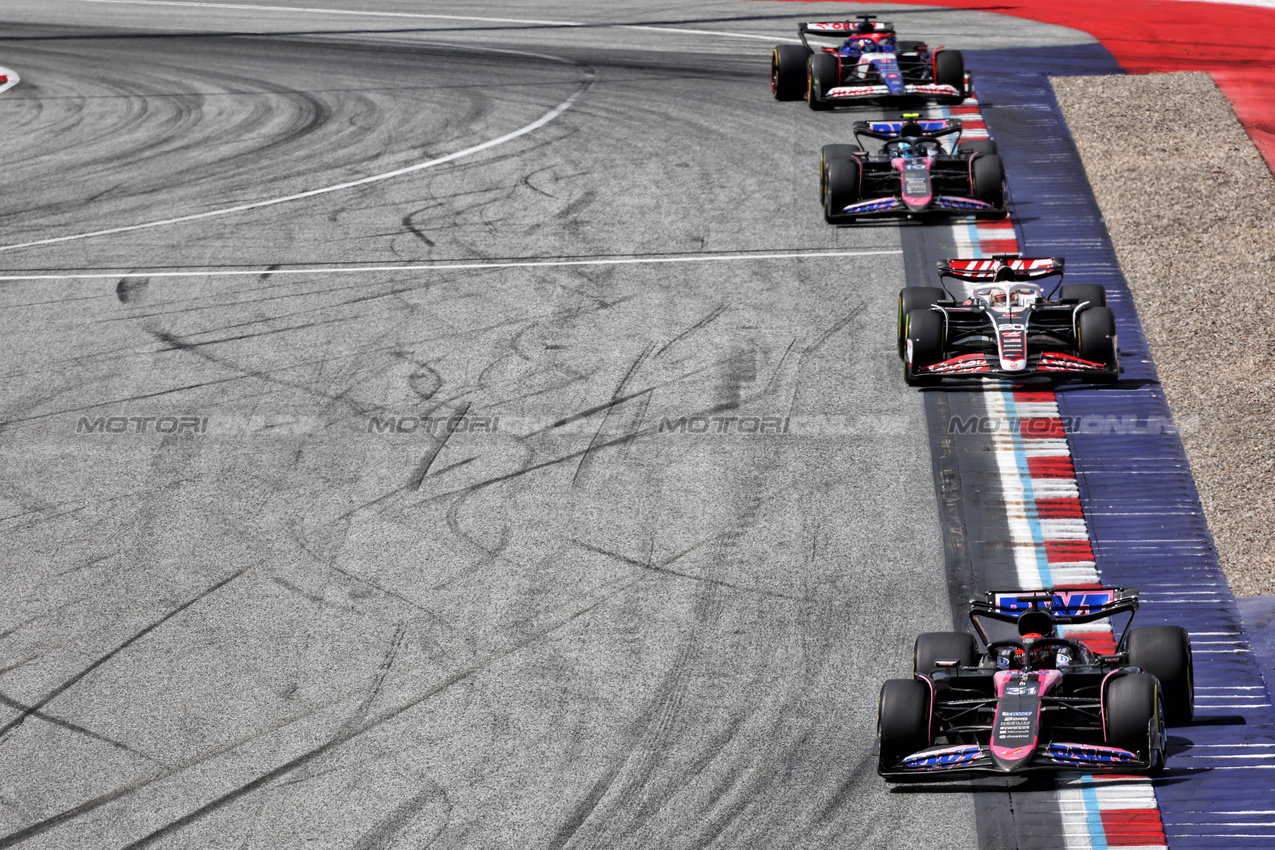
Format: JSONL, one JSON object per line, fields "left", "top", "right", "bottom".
{"left": 771, "top": 14, "right": 968, "bottom": 108}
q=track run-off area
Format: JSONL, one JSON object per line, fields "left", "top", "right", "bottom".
{"left": 0, "top": 2, "right": 1271, "bottom": 849}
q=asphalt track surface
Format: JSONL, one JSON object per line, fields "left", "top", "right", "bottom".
{"left": 0, "top": 3, "right": 1091, "bottom": 848}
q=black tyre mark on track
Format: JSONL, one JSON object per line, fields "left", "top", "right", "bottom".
{"left": 408, "top": 401, "right": 469, "bottom": 491}
{"left": 351, "top": 783, "right": 451, "bottom": 850}
{"left": 0, "top": 567, "right": 245, "bottom": 741}
{"left": 655, "top": 303, "right": 728, "bottom": 357}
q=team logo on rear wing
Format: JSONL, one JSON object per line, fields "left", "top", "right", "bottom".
{"left": 866, "top": 120, "right": 951, "bottom": 135}
{"left": 994, "top": 589, "right": 1116, "bottom": 616}
{"left": 802, "top": 21, "right": 893, "bottom": 34}
{"left": 942, "top": 257, "right": 1063, "bottom": 281}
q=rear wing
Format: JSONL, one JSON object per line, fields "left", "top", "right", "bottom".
{"left": 939, "top": 256, "right": 1064, "bottom": 284}
{"left": 798, "top": 16, "right": 894, "bottom": 51}
{"left": 853, "top": 117, "right": 963, "bottom": 153}
{"left": 799, "top": 20, "right": 894, "bottom": 38}
{"left": 969, "top": 586, "right": 1140, "bottom": 651}
{"left": 856, "top": 119, "right": 958, "bottom": 139}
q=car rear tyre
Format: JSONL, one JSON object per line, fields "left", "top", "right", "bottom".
{"left": 971, "top": 153, "right": 1007, "bottom": 218}
{"left": 772, "top": 45, "right": 807, "bottom": 100}
{"left": 904, "top": 308, "right": 944, "bottom": 386}
{"left": 897, "top": 287, "right": 947, "bottom": 359}
{"left": 820, "top": 144, "right": 862, "bottom": 204}
{"left": 1060, "top": 284, "right": 1108, "bottom": 308}
{"left": 1104, "top": 672, "right": 1165, "bottom": 770}
{"left": 958, "top": 139, "right": 998, "bottom": 156}
{"left": 807, "top": 53, "right": 838, "bottom": 111}
{"left": 933, "top": 49, "right": 965, "bottom": 102}
{"left": 1076, "top": 305, "right": 1117, "bottom": 369}
{"left": 824, "top": 157, "right": 860, "bottom": 223}
{"left": 878, "top": 678, "right": 932, "bottom": 773}
{"left": 914, "top": 632, "right": 978, "bottom": 675}
{"left": 1127, "top": 626, "right": 1194, "bottom": 725}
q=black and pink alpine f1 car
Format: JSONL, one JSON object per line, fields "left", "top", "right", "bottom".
{"left": 899, "top": 255, "right": 1119, "bottom": 384}
{"left": 877, "top": 586, "right": 1194, "bottom": 781}
{"left": 820, "top": 116, "right": 1007, "bottom": 223}
{"left": 770, "top": 14, "right": 968, "bottom": 108}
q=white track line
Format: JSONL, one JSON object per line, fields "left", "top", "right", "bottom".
{"left": 0, "top": 249, "right": 903, "bottom": 282}
{"left": 62, "top": 0, "right": 801, "bottom": 41}
{"left": 0, "top": 2, "right": 797, "bottom": 256}
{"left": 0, "top": 59, "right": 594, "bottom": 255}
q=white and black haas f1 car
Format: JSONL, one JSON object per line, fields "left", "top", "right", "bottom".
{"left": 877, "top": 586, "right": 1194, "bottom": 781}
{"left": 770, "top": 14, "right": 968, "bottom": 108}
{"left": 899, "top": 255, "right": 1119, "bottom": 385}
{"left": 820, "top": 116, "right": 1006, "bottom": 223}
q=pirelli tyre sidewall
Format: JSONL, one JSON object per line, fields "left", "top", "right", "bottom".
{"left": 1076, "top": 305, "right": 1118, "bottom": 370}
{"left": 772, "top": 44, "right": 808, "bottom": 101}
{"left": 1104, "top": 672, "right": 1166, "bottom": 771}
{"left": 1059, "top": 283, "right": 1108, "bottom": 308}
{"left": 958, "top": 139, "right": 998, "bottom": 157}
{"left": 897, "top": 287, "right": 947, "bottom": 359}
{"left": 914, "top": 631, "right": 979, "bottom": 675}
{"left": 971, "top": 153, "right": 1007, "bottom": 218}
{"left": 823, "top": 157, "right": 860, "bottom": 223}
{"left": 933, "top": 49, "right": 965, "bottom": 102}
{"left": 878, "top": 678, "right": 932, "bottom": 773}
{"left": 904, "top": 308, "right": 944, "bottom": 385}
{"left": 820, "top": 144, "right": 861, "bottom": 205}
{"left": 1127, "top": 626, "right": 1195, "bottom": 725}
{"left": 807, "top": 52, "right": 838, "bottom": 111}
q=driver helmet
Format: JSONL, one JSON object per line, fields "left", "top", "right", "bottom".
{"left": 896, "top": 140, "right": 919, "bottom": 159}
{"left": 995, "top": 644, "right": 1027, "bottom": 670}
{"left": 987, "top": 287, "right": 1008, "bottom": 308}
{"left": 839, "top": 37, "right": 876, "bottom": 57}
{"left": 1027, "top": 639, "right": 1074, "bottom": 669}
{"left": 1011, "top": 287, "right": 1036, "bottom": 308}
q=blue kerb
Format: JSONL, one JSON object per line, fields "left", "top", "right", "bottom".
{"left": 967, "top": 43, "right": 1275, "bottom": 848}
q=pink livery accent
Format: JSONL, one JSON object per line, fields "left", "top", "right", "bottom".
{"left": 990, "top": 670, "right": 1062, "bottom": 766}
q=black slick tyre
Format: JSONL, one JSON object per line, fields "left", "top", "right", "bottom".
{"left": 1127, "top": 626, "right": 1194, "bottom": 725}
{"left": 971, "top": 153, "right": 1007, "bottom": 218}
{"left": 824, "top": 157, "right": 860, "bottom": 223}
{"left": 820, "top": 144, "right": 862, "bottom": 205}
{"left": 904, "top": 308, "right": 944, "bottom": 386}
{"left": 1060, "top": 284, "right": 1108, "bottom": 308}
{"left": 1076, "top": 305, "right": 1117, "bottom": 369}
{"left": 1104, "top": 673, "right": 1165, "bottom": 771}
{"left": 958, "top": 139, "right": 998, "bottom": 156}
{"left": 807, "top": 53, "right": 838, "bottom": 111}
{"left": 897, "top": 287, "right": 947, "bottom": 359}
{"left": 772, "top": 45, "right": 807, "bottom": 100}
{"left": 914, "top": 632, "right": 978, "bottom": 675}
{"left": 878, "top": 678, "right": 931, "bottom": 774}
{"left": 933, "top": 49, "right": 965, "bottom": 102}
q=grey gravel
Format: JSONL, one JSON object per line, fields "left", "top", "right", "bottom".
{"left": 1053, "top": 72, "right": 1275, "bottom": 597}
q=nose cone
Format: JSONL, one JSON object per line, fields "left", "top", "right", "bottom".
{"left": 997, "top": 328, "right": 1026, "bottom": 371}
{"left": 875, "top": 56, "right": 905, "bottom": 94}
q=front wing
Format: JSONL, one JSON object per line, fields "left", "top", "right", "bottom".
{"left": 880, "top": 740, "right": 1149, "bottom": 780}
{"left": 917, "top": 351, "right": 1116, "bottom": 380}
{"left": 822, "top": 83, "right": 963, "bottom": 102}
{"left": 839, "top": 195, "right": 995, "bottom": 217}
